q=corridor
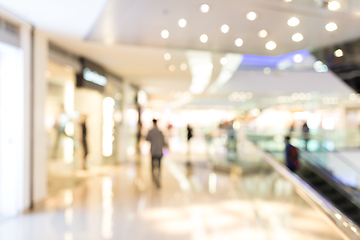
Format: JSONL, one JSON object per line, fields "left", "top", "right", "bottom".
{"left": 0, "top": 153, "right": 343, "bottom": 240}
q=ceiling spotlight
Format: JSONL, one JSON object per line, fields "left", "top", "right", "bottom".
{"left": 326, "top": 22, "right": 338, "bottom": 32}
{"left": 292, "top": 33, "right": 304, "bottom": 42}
{"left": 264, "top": 67, "right": 271, "bottom": 74}
{"left": 200, "top": 4, "right": 210, "bottom": 13}
{"left": 293, "top": 54, "right": 303, "bottom": 63}
{"left": 169, "top": 65, "right": 176, "bottom": 72}
{"left": 164, "top": 53, "right": 171, "bottom": 61}
{"left": 180, "top": 63, "right": 188, "bottom": 71}
{"left": 178, "top": 19, "right": 187, "bottom": 28}
{"left": 246, "top": 11, "right": 257, "bottom": 21}
{"left": 200, "top": 34, "right": 208, "bottom": 43}
{"left": 284, "top": 0, "right": 292, "bottom": 2}
{"left": 221, "top": 24, "right": 230, "bottom": 33}
{"left": 220, "top": 57, "right": 228, "bottom": 65}
{"left": 287, "top": 17, "right": 300, "bottom": 27}
{"left": 328, "top": 1, "right": 340, "bottom": 11}
{"left": 161, "top": 30, "right": 169, "bottom": 39}
{"left": 235, "top": 38, "right": 243, "bottom": 47}
{"left": 266, "top": 41, "right": 277, "bottom": 50}
{"left": 334, "top": 49, "right": 343, "bottom": 57}
{"left": 258, "top": 30, "right": 268, "bottom": 38}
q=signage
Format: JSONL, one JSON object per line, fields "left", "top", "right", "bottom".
{"left": 77, "top": 58, "right": 107, "bottom": 92}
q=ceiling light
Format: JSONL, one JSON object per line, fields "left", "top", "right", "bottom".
{"left": 266, "top": 41, "right": 277, "bottom": 50}
{"left": 246, "top": 12, "right": 257, "bottom": 21}
{"left": 334, "top": 49, "right": 343, "bottom": 57}
{"left": 258, "top": 30, "right": 267, "bottom": 38}
{"left": 169, "top": 65, "right": 176, "bottom": 72}
{"left": 235, "top": 38, "right": 243, "bottom": 47}
{"left": 164, "top": 53, "right": 171, "bottom": 60}
{"left": 180, "top": 63, "right": 188, "bottom": 71}
{"left": 284, "top": 0, "right": 292, "bottom": 2}
{"left": 287, "top": 17, "right": 300, "bottom": 27}
{"left": 221, "top": 24, "right": 230, "bottom": 33}
{"left": 326, "top": 22, "right": 338, "bottom": 31}
{"left": 293, "top": 54, "right": 303, "bottom": 63}
{"left": 200, "top": 4, "right": 210, "bottom": 13}
{"left": 328, "top": 1, "right": 340, "bottom": 11}
{"left": 220, "top": 57, "right": 228, "bottom": 65}
{"left": 264, "top": 67, "right": 271, "bottom": 74}
{"left": 178, "top": 19, "right": 187, "bottom": 28}
{"left": 200, "top": 34, "right": 208, "bottom": 43}
{"left": 292, "top": 33, "right": 304, "bottom": 42}
{"left": 161, "top": 30, "right": 169, "bottom": 39}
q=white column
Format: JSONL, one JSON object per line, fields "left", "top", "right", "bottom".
{"left": 117, "top": 80, "right": 131, "bottom": 163}
{"left": 32, "top": 30, "right": 48, "bottom": 203}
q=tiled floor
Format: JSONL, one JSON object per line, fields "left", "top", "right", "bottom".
{"left": 0, "top": 153, "right": 344, "bottom": 240}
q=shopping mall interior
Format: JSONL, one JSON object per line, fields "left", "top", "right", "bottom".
{"left": 2, "top": 0, "right": 360, "bottom": 239}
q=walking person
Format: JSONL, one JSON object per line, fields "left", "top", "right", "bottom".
{"left": 186, "top": 124, "right": 193, "bottom": 158}
{"left": 80, "top": 115, "right": 88, "bottom": 170}
{"left": 146, "top": 119, "right": 166, "bottom": 188}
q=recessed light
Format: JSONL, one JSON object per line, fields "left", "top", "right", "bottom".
{"left": 220, "top": 57, "right": 228, "bottom": 65}
{"left": 169, "top": 65, "right": 176, "bottom": 72}
{"left": 266, "top": 41, "right": 277, "bottom": 50}
{"left": 328, "top": 1, "right": 340, "bottom": 11}
{"left": 180, "top": 63, "right": 188, "bottom": 71}
{"left": 200, "top": 34, "right": 208, "bottom": 43}
{"left": 284, "top": 0, "right": 292, "bottom": 2}
{"left": 264, "top": 67, "right": 271, "bottom": 74}
{"left": 221, "top": 24, "right": 230, "bottom": 33}
{"left": 293, "top": 54, "right": 303, "bottom": 63}
{"left": 235, "top": 38, "right": 243, "bottom": 47}
{"left": 326, "top": 22, "right": 338, "bottom": 31}
{"left": 292, "top": 33, "right": 304, "bottom": 42}
{"left": 334, "top": 49, "right": 343, "bottom": 57}
{"left": 161, "top": 30, "right": 169, "bottom": 39}
{"left": 246, "top": 11, "right": 257, "bottom": 21}
{"left": 258, "top": 30, "right": 267, "bottom": 38}
{"left": 287, "top": 17, "right": 300, "bottom": 27}
{"left": 164, "top": 53, "right": 171, "bottom": 60}
{"left": 200, "top": 4, "right": 210, "bottom": 13}
{"left": 178, "top": 19, "right": 187, "bottom": 28}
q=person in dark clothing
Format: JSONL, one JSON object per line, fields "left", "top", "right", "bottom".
{"left": 81, "top": 115, "right": 88, "bottom": 170}
{"left": 285, "top": 136, "right": 299, "bottom": 172}
{"left": 146, "top": 119, "right": 166, "bottom": 187}
{"left": 302, "top": 122, "right": 310, "bottom": 150}
{"left": 187, "top": 124, "right": 193, "bottom": 142}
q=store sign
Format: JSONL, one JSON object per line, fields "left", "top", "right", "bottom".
{"left": 77, "top": 58, "right": 107, "bottom": 92}
{"left": 83, "top": 68, "right": 107, "bottom": 86}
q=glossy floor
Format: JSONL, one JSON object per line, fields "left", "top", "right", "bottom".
{"left": 0, "top": 154, "right": 343, "bottom": 240}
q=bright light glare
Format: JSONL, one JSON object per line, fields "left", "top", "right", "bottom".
{"left": 200, "top": 34, "right": 208, "bottom": 43}
{"left": 266, "top": 41, "right": 277, "bottom": 50}
{"left": 200, "top": 4, "right": 210, "bottom": 13}
{"left": 264, "top": 67, "right": 271, "bottom": 74}
{"left": 258, "top": 30, "right": 267, "bottom": 38}
{"left": 287, "top": 17, "right": 300, "bottom": 27}
{"left": 161, "top": 30, "right": 169, "bottom": 39}
{"left": 221, "top": 24, "right": 230, "bottom": 33}
{"left": 164, "top": 53, "right": 171, "bottom": 60}
{"left": 325, "top": 22, "right": 337, "bottom": 32}
{"left": 235, "top": 38, "right": 243, "bottom": 47}
{"left": 292, "top": 33, "right": 303, "bottom": 42}
{"left": 220, "top": 57, "right": 228, "bottom": 65}
{"left": 293, "top": 54, "right": 303, "bottom": 63}
{"left": 334, "top": 49, "right": 343, "bottom": 57}
{"left": 180, "top": 63, "right": 188, "bottom": 71}
{"left": 233, "top": 121, "right": 241, "bottom": 130}
{"left": 313, "top": 61, "right": 328, "bottom": 72}
{"left": 102, "top": 97, "right": 115, "bottom": 157}
{"left": 246, "top": 11, "right": 257, "bottom": 21}
{"left": 178, "top": 19, "right": 187, "bottom": 28}
{"left": 328, "top": 1, "right": 340, "bottom": 10}
{"left": 284, "top": 0, "right": 292, "bottom": 2}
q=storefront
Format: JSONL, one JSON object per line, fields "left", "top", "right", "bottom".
{"left": 0, "top": 12, "right": 32, "bottom": 221}
{"left": 45, "top": 45, "right": 125, "bottom": 195}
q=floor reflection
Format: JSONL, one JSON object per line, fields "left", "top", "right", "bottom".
{"left": 0, "top": 151, "right": 343, "bottom": 240}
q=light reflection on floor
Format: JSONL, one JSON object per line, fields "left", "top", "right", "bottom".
{"left": 0, "top": 151, "right": 344, "bottom": 240}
